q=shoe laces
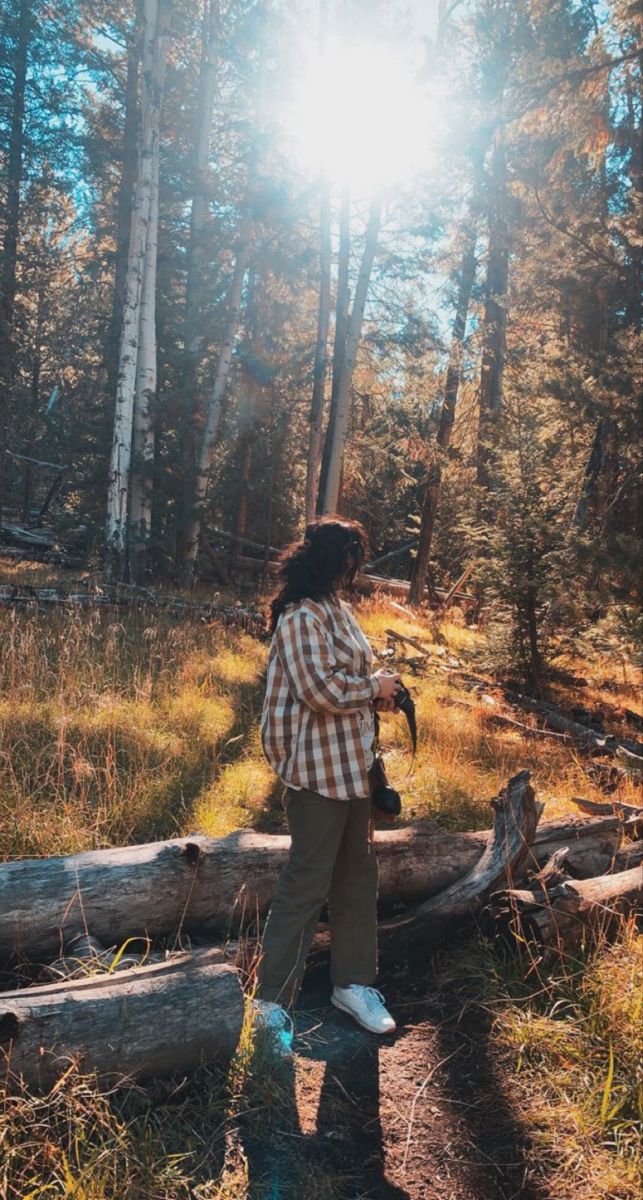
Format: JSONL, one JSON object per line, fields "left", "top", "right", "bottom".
{"left": 349, "top": 985, "right": 387, "bottom": 1012}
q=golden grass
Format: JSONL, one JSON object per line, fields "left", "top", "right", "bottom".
{"left": 0, "top": 606, "right": 266, "bottom": 857}
{"left": 492, "top": 921, "right": 642, "bottom": 1200}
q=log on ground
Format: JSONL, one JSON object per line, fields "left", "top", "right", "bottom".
{"left": 378, "top": 770, "right": 543, "bottom": 952}
{"left": 0, "top": 949, "right": 242, "bottom": 1092}
{"left": 1, "top": 805, "right": 639, "bottom": 962}
{"left": 485, "top": 865, "right": 643, "bottom": 951}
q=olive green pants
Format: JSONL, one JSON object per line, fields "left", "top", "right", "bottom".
{"left": 256, "top": 782, "right": 378, "bottom": 1008}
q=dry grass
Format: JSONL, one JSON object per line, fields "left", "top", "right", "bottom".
{"left": 493, "top": 920, "right": 642, "bottom": 1200}
{"left": 0, "top": 606, "right": 269, "bottom": 857}
{"left": 1, "top": 570, "right": 641, "bottom": 1198}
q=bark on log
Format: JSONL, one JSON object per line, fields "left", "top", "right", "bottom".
{"left": 1, "top": 811, "right": 637, "bottom": 963}
{"left": 0, "top": 949, "right": 243, "bottom": 1091}
{"left": 486, "top": 866, "right": 643, "bottom": 951}
{"left": 378, "top": 770, "right": 543, "bottom": 951}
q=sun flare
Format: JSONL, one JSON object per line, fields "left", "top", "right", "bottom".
{"left": 289, "top": 40, "right": 439, "bottom": 193}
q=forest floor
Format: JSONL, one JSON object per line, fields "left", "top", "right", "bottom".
{"left": 0, "top": 556, "right": 641, "bottom": 1200}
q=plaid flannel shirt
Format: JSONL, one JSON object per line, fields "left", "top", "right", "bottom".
{"left": 261, "top": 597, "right": 380, "bottom": 801}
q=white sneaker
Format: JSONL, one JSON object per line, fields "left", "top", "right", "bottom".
{"left": 331, "top": 985, "right": 396, "bottom": 1034}
{"left": 251, "top": 998, "right": 295, "bottom": 1057}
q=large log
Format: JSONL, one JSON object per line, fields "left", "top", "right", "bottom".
{"left": 1, "top": 809, "right": 639, "bottom": 964}
{"left": 486, "top": 865, "right": 643, "bottom": 951}
{"left": 0, "top": 949, "right": 243, "bottom": 1091}
{"left": 1, "top": 809, "right": 636, "bottom": 963}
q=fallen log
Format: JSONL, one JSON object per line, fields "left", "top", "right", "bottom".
{"left": 379, "top": 770, "right": 543, "bottom": 951}
{"left": 2, "top": 807, "right": 636, "bottom": 963}
{"left": 435, "top": 666, "right": 643, "bottom": 765}
{"left": 569, "top": 796, "right": 643, "bottom": 819}
{"left": 486, "top": 865, "right": 643, "bottom": 952}
{"left": 502, "top": 689, "right": 643, "bottom": 762}
{"left": 0, "top": 949, "right": 243, "bottom": 1092}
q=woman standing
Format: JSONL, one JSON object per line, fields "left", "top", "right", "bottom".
{"left": 255, "top": 516, "right": 400, "bottom": 1047}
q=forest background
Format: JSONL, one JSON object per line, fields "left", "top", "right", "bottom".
{"left": 0, "top": 0, "right": 641, "bottom": 673}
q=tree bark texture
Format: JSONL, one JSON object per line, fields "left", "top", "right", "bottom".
{"left": 305, "top": 178, "right": 332, "bottom": 524}
{"left": 476, "top": 131, "right": 508, "bottom": 493}
{"left": 317, "top": 183, "right": 351, "bottom": 513}
{"left": 1, "top": 807, "right": 635, "bottom": 962}
{"left": 0, "top": 0, "right": 30, "bottom": 520}
{"left": 105, "top": 0, "right": 168, "bottom": 580}
{"left": 0, "top": 950, "right": 243, "bottom": 1091}
{"left": 377, "top": 770, "right": 543, "bottom": 951}
{"left": 128, "top": 0, "right": 170, "bottom": 584}
{"left": 320, "top": 192, "right": 383, "bottom": 514}
{"left": 104, "top": 40, "right": 140, "bottom": 401}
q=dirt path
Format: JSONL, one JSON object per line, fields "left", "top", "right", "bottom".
{"left": 240, "top": 954, "right": 552, "bottom": 1200}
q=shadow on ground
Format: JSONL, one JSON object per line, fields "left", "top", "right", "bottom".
{"left": 239, "top": 943, "right": 553, "bottom": 1200}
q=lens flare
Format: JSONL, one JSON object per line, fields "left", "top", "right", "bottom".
{"left": 288, "top": 39, "right": 440, "bottom": 193}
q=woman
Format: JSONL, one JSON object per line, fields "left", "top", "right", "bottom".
{"left": 255, "top": 516, "right": 401, "bottom": 1048}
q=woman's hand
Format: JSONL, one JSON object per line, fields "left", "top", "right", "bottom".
{"left": 372, "top": 669, "right": 401, "bottom": 704}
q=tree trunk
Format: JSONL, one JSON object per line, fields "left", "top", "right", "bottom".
{"left": 176, "top": 0, "right": 220, "bottom": 548}
{"left": 320, "top": 192, "right": 382, "bottom": 514}
{"left": 0, "top": 950, "right": 243, "bottom": 1091}
{"left": 0, "top": 0, "right": 30, "bottom": 521}
{"left": 105, "top": 0, "right": 168, "bottom": 581}
{"left": 486, "top": 865, "right": 643, "bottom": 952}
{"left": 476, "top": 131, "right": 508, "bottom": 493}
{"left": 178, "top": 211, "right": 253, "bottom": 577}
{"left": 128, "top": 0, "right": 171, "bottom": 583}
{"left": 316, "top": 182, "right": 350, "bottom": 514}
{"left": 20, "top": 285, "right": 44, "bottom": 523}
{"left": 0, "top": 806, "right": 634, "bottom": 962}
{"left": 104, "top": 39, "right": 140, "bottom": 401}
{"left": 571, "top": 416, "right": 616, "bottom": 530}
{"left": 408, "top": 229, "right": 477, "bottom": 604}
{"left": 305, "top": 177, "right": 332, "bottom": 524}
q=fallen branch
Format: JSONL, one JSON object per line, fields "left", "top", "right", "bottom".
{"left": 486, "top": 865, "right": 643, "bottom": 952}
{"left": 569, "top": 796, "right": 643, "bottom": 820}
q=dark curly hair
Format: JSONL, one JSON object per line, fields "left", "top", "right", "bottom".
{"left": 268, "top": 516, "right": 368, "bottom": 634}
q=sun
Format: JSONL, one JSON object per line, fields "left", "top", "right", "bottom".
{"left": 288, "top": 39, "right": 438, "bottom": 194}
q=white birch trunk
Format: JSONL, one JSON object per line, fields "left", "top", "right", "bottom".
{"left": 305, "top": 178, "right": 331, "bottom": 524}
{"left": 129, "top": 5, "right": 170, "bottom": 579}
{"left": 128, "top": 160, "right": 159, "bottom": 577}
{"left": 105, "top": 0, "right": 158, "bottom": 579}
{"left": 320, "top": 191, "right": 382, "bottom": 515}
{"left": 180, "top": 212, "right": 253, "bottom": 573}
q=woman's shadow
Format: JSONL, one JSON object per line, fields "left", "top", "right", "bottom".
{"left": 241, "top": 972, "right": 410, "bottom": 1199}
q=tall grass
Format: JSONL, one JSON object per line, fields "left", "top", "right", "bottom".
{"left": 0, "top": 607, "right": 268, "bottom": 857}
